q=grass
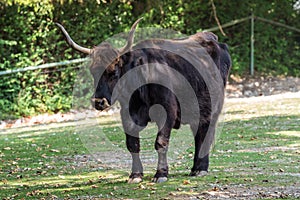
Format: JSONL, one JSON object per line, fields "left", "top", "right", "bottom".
{"left": 0, "top": 94, "right": 299, "bottom": 199}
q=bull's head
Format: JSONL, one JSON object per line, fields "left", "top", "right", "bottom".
{"left": 56, "top": 19, "right": 142, "bottom": 111}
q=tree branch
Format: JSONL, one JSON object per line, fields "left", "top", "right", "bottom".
{"left": 210, "top": 0, "right": 226, "bottom": 36}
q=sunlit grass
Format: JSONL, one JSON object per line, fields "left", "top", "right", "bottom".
{"left": 267, "top": 130, "right": 300, "bottom": 138}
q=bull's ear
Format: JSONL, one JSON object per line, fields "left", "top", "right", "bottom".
{"left": 203, "top": 32, "right": 218, "bottom": 41}
{"left": 105, "top": 57, "right": 119, "bottom": 72}
{"left": 201, "top": 40, "right": 217, "bottom": 56}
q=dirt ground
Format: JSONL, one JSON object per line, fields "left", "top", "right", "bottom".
{"left": 226, "top": 75, "right": 300, "bottom": 98}
{"left": 176, "top": 185, "right": 300, "bottom": 199}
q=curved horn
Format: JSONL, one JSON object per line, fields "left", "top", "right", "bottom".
{"left": 118, "top": 17, "right": 143, "bottom": 54}
{"left": 56, "top": 23, "right": 91, "bottom": 54}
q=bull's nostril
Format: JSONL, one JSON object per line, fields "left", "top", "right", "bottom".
{"left": 99, "top": 99, "right": 105, "bottom": 106}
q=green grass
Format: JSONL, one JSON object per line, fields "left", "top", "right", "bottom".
{"left": 0, "top": 95, "right": 299, "bottom": 199}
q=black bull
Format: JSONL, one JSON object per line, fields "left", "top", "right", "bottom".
{"left": 56, "top": 19, "right": 231, "bottom": 183}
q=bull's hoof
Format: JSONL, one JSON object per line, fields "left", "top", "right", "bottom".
{"left": 189, "top": 170, "right": 208, "bottom": 177}
{"left": 153, "top": 169, "right": 168, "bottom": 183}
{"left": 128, "top": 173, "right": 143, "bottom": 184}
{"left": 128, "top": 177, "right": 142, "bottom": 184}
{"left": 152, "top": 176, "right": 168, "bottom": 183}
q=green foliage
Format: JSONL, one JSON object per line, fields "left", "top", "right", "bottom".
{"left": 0, "top": 0, "right": 299, "bottom": 119}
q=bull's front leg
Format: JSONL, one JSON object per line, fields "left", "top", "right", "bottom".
{"left": 153, "top": 127, "right": 171, "bottom": 183}
{"left": 126, "top": 133, "right": 144, "bottom": 183}
{"left": 121, "top": 106, "right": 147, "bottom": 184}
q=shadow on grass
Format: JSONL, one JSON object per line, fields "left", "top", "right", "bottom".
{"left": 0, "top": 113, "right": 299, "bottom": 199}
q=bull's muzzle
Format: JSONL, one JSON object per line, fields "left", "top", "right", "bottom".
{"left": 91, "top": 98, "right": 110, "bottom": 111}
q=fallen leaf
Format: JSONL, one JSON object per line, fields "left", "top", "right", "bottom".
{"left": 16, "top": 175, "right": 23, "bottom": 179}
{"left": 169, "top": 192, "right": 176, "bottom": 196}
{"left": 26, "top": 190, "right": 42, "bottom": 196}
{"left": 41, "top": 154, "right": 47, "bottom": 158}
{"left": 12, "top": 161, "right": 18, "bottom": 165}
{"left": 183, "top": 180, "right": 190, "bottom": 185}
{"left": 11, "top": 194, "right": 19, "bottom": 198}
{"left": 251, "top": 137, "right": 257, "bottom": 140}
{"left": 146, "top": 182, "right": 155, "bottom": 186}
{"left": 58, "top": 175, "right": 65, "bottom": 179}
{"left": 36, "top": 147, "right": 42, "bottom": 152}
{"left": 279, "top": 168, "right": 284, "bottom": 172}
{"left": 50, "top": 149, "right": 60, "bottom": 153}
{"left": 139, "top": 184, "right": 146, "bottom": 189}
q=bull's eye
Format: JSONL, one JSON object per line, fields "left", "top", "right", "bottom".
{"left": 107, "top": 70, "right": 118, "bottom": 80}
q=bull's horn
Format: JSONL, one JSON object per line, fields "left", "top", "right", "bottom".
{"left": 118, "top": 17, "right": 143, "bottom": 54}
{"left": 56, "top": 23, "right": 91, "bottom": 54}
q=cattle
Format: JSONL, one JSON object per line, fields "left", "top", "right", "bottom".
{"left": 56, "top": 18, "right": 231, "bottom": 183}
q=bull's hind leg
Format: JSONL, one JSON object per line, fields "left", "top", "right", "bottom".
{"left": 126, "top": 133, "right": 144, "bottom": 183}
{"left": 190, "top": 121, "right": 215, "bottom": 176}
{"left": 151, "top": 99, "right": 179, "bottom": 183}
{"left": 153, "top": 126, "right": 172, "bottom": 183}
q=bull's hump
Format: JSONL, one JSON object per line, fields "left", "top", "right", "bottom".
{"left": 134, "top": 38, "right": 203, "bottom": 51}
